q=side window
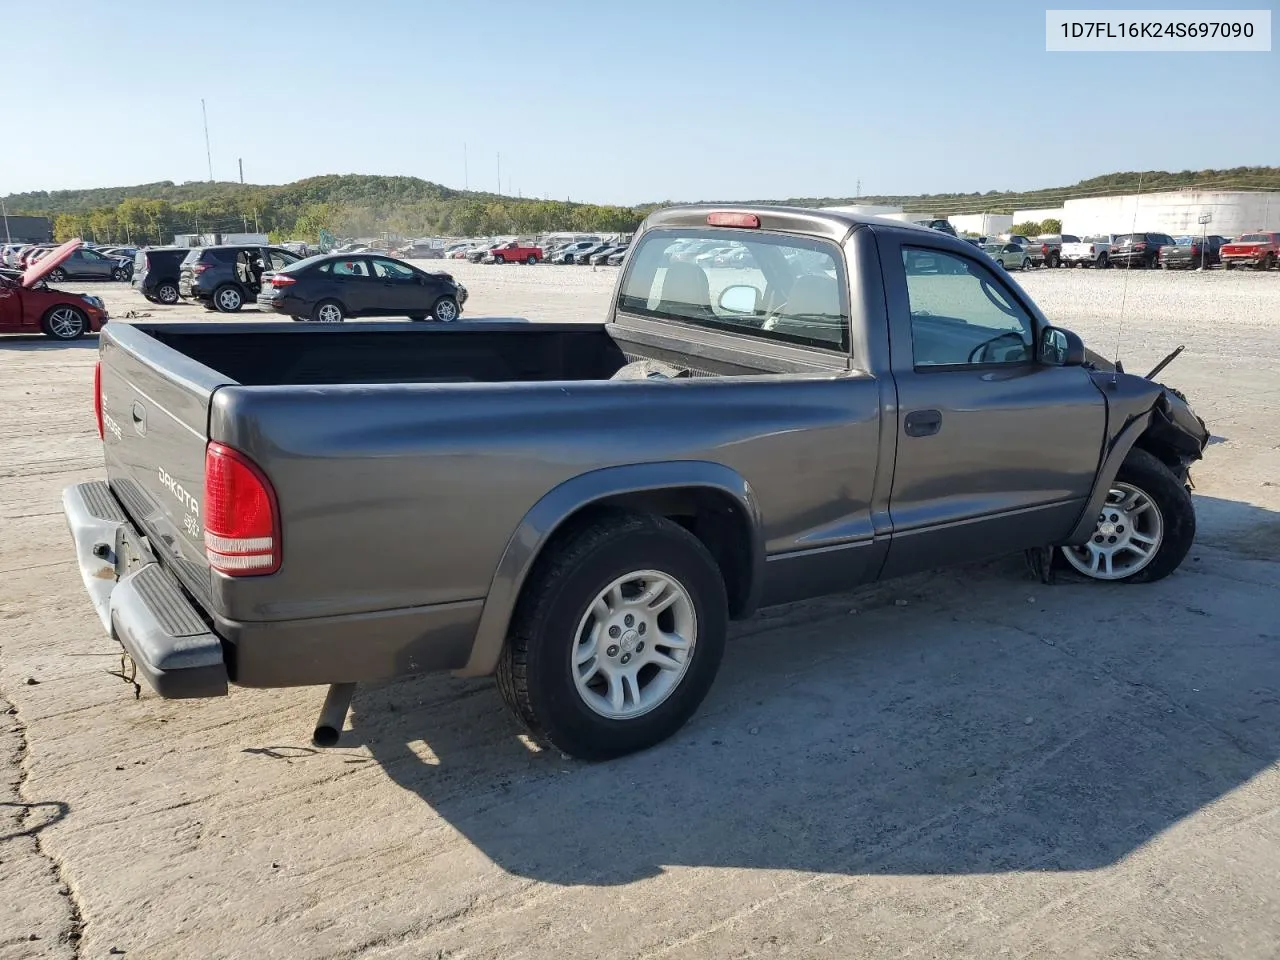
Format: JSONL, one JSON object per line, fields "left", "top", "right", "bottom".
{"left": 901, "top": 246, "right": 1035, "bottom": 368}
{"left": 371, "top": 258, "right": 415, "bottom": 280}
{"left": 268, "top": 250, "right": 294, "bottom": 271}
{"left": 332, "top": 259, "right": 370, "bottom": 278}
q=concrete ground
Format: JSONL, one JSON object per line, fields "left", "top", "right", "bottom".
{"left": 1, "top": 263, "right": 1278, "bottom": 959}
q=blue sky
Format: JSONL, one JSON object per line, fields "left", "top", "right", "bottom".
{"left": 2, "top": 0, "right": 1274, "bottom": 204}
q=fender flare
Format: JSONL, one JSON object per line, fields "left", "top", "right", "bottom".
{"left": 1063, "top": 409, "right": 1153, "bottom": 545}
{"left": 456, "top": 461, "right": 763, "bottom": 678}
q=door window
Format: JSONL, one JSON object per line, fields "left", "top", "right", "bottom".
{"left": 332, "top": 259, "right": 370, "bottom": 277}
{"left": 901, "top": 246, "right": 1035, "bottom": 367}
{"left": 371, "top": 258, "right": 415, "bottom": 280}
{"left": 268, "top": 250, "right": 295, "bottom": 271}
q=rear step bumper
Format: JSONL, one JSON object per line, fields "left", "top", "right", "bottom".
{"left": 62, "top": 481, "right": 228, "bottom": 699}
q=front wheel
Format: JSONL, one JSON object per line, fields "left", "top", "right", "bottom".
{"left": 1060, "top": 448, "right": 1195, "bottom": 583}
{"left": 1261, "top": 253, "right": 1276, "bottom": 271}
{"left": 431, "top": 295, "right": 459, "bottom": 322}
{"left": 48, "top": 267, "right": 67, "bottom": 282}
{"left": 493, "top": 254, "right": 505, "bottom": 264}
{"left": 42, "top": 305, "right": 87, "bottom": 340}
{"left": 112, "top": 267, "right": 128, "bottom": 281}
{"left": 496, "top": 512, "right": 728, "bottom": 761}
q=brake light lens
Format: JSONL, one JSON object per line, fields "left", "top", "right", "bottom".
{"left": 93, "top": 361, "right": 103, "bottom": 439}
{"left": 203, "top": 442, "right": 280, "bottom": 575}
{"left": 706, "top": 212, "right": 760, "bottom": 228}
{"left": 193, "top": 263, "right": 211, "bottom": 274}
{"left": 1134, "top": 242, "right": 1147, "bottom": 251}
{"left": 270, "top": 274, "right": 297, "bottom": 287}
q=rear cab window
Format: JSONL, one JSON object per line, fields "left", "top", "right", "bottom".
{"left": 616, "top": 228, "right": 850, "bottom": 353}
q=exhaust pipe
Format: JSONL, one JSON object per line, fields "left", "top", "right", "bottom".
{"left": 312, "top": 682, "right": 357, "bottom": 747}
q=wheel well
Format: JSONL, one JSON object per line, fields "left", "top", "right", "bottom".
{"left": 534, "top": 488, "right": 756, "bottom": 618}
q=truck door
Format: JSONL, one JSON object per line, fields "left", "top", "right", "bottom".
{"left": 877, "top": 236, "right": 1106, "bottom": 579}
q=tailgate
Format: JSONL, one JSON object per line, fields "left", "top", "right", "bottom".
{"left": 99, "top": 326, "right": 231, "bottom": 610}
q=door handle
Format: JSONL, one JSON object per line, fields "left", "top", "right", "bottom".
{"left": 904, "top": 409, "right": 942, "bottom": 437}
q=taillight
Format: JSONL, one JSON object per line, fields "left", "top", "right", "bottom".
{"left": 1088, "top": 245, "right": 1095, "bottom": 254}
{"left": 1134, "top": 242, "right": 1147, "bottom": 251}
{"left": 193, "top": 263, "right": 211, "bottom": 274}
{"left": 706, "top": 212, "right": 760, "bottom": 228}
{"left": 203, "top": 442, "right": 280, "bottom": 576}
{"left": 270, "top": 274, "right": 297, "bottom": 287}
{"left": 93, "top": 361, "right": 103, "bottom": 439}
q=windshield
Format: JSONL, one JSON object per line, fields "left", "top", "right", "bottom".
{"left": 1238, "top": 234, "right": 1270, "bottom": 242}
{"left": 617, "top": 228, "right": 849, "bottom": 352}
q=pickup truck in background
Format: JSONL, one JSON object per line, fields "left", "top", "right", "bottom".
{"left": 1029, "top": 234, "right": 1080, "bottom": 269}
{"left": 1220, "top": 232, "right": 1279, "bottom": 270}
{"left": 1158, "top": 235, "right": 1228, "bottom": 270}
{"left": 1061, "top": 236, "right": 1113, "bottom": 268}
{"left": 62, "top": 205, "right": 1209, "bottom": 762}
{"left": 1109, "top": 232, "right": 1176, "bottom": 269}
{"left": 488, "top": 240, "right": 544, "bottom": 265}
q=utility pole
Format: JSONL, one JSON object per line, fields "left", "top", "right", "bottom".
{"left": 1, "top": 198, "right": 11, "bottom": 244}
{"left": 856, "top": 179, "right": 861, "bottom": 198}
{"left": 238, "top": 158, "right": 244, "bottom": 184}
{"left": 201, "top": 99, "right": 214, "bottom": 181}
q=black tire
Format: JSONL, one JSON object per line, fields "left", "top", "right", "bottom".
{"left": 41, "top": 305, "right": 87, "bottom": 340}
{"left": 1060, "top": 448, "right": 1195, "bottom": 584}
{"left": 493, "top": 254, "right": 505, "bottom": 264}
{"left": 143, "top": 293, "right": 159, "bottom": 304}
{"left": 431, "top": 295, "right": 459, "bottom": 322}
{"left": 496, "top": 512, "right": 728, "bottom": 761}
{"left": 48, "top": 267, "right": 67, "bottom": 282}
{"left": 112, "top": 267, "right": 128, "bottom": 281}
{"left": 155, "top": 282, "right": 180, "bottom": 305}
{"left": 1098, "top": 256, "right": 1109, "bottom": 269}
{"left": 1021, "top": 258, "right": 1031, "bottom": 271}
{"left": 311, "top": 299, "right": 345, "bottom": 323}
{"left": 213, "top": 284, "right": 243, "bottom": 312}
{"left": 407, "top": 314, "right": 427, "bottom": 322}
{"left": 1262, "top": 253, "right": 1275, "bottom": 272}
{"left": 526, "top": 254, "right": 538, "bottom": 265}
{"left": 202, "top": 299, "right": 219, "bottom": 311}
{"left": 1224, "top": 261, "right": 1235, "bottom": 270}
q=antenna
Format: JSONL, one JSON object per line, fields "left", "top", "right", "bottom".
{"left": 1112, "top": 172, "right": 1144, "bottom": 380}
{"left": 201, "top": 99, "right": 214, "bottom": 181}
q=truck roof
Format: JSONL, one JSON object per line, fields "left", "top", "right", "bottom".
{"left": 643, "top": 203, "right": 938, "bottom": 243}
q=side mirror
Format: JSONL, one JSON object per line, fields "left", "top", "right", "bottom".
{"left": 717, "top": 284, "right": 761, "bottom": 315}
{"left": 1039, "top": 325, "right": 1085, "bottom": 367}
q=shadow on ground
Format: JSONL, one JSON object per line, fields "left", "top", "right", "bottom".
{"left": 339, "top": 493, "right": 1277, "bottom": 885}
{"left": 0, "top": 335, "right": 101, "bottom": 351}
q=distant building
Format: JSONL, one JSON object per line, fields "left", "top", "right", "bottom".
{"left": 1063, "top": 191, "right": 1280, "bottom": 238}
{"left": 1, "top": 214, "right": 53, "bottom": 243}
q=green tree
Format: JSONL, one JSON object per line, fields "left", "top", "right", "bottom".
{"left": 1012, "top": 221, "right": 1042, "bottom": 237}
{"left": 1040, "top": 217, "right": 1062, "bottom": 234}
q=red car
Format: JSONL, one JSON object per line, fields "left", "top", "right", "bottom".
{"left": 488, "top": 240, "right": 543, "bottom": 264}
{"left": 1220, "top": 232, "right": 1279, "bottom": 270}
{"left": 0, "top": 239, "right": 110, "bottom": 340}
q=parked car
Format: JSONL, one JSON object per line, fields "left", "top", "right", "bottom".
{"left": 1158, "top": 235, "right": 1225, "bottom": 270}
{"left": 913, "top": 218, "right": 958, "bottom": 237}
{"left": 982, "top": 242, "right": 1031, "bottom": 270}
{"left": 1109, "top": 233, "right": 1176, "bottom": 269}
{"left": 1220, "top": 232, "right": 1279, "bottom": 270}
{"left": 178, "top": 244, "right": 301, "bottom": 312}
{"left": 398, "top": 243, "right": 444, "bottom": 260}
{"left": 1062, "top": 236, "right": 1113, "bottom": 268}
{"left": 43, "top": 245, "right": 133, "bottom": 282}
{"left": 132, "top": 247, "right": 190, "bottom": 304}
{"left": 255, "top": 252, "right": 468, "bottom": 322}
{"left": 605, "top": 249, "right": 629, "bottom": 266}
{"left": 488, "top": 240, "right": 543, "bottom": 264}
{"left": 62, "top": 204, "right": 1208, "bottom": 762}
{"left": 572, "top": 243, "right": 615, "bottom": 265}
{"left": 550, "top": 241, "right": 598, "bottom": 264}
{"left": 1028, "top": 234, "right": 1080, "bottom": 269}
{"left": 0, "top": 239, "right": 109, "bottom": 340}
{"left": 590, "top": 245, "right": 628, "bottom": 265}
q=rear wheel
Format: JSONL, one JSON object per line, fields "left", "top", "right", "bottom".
{"left": 1060, "top": 448, "right": 1195, "bottom": 584}
{"left": 213, "top": 284, "right": 243, "bottom": 312}
{"left": 155, "top": 282, "right": 180, "bottom": 305}
{"left": 526, "top": 254, "right": 539, "bottom": 265}
{"left": 48, "top": 267, "right": 67, "bottom": 282}
{"left": 496, "top": 512, "right": 728, "bottom": 761}
{"left": 1021, "top": 258, "right": 1031, "bottom": 271}
{"left": 1224, "top": 261, "right": 1235, "bottom": 270}
{"left": 311, "top": 299, "right": 345, "bottom": 323}
{"left": 42, "top": 305, "right": 87, "bottom": 340}
{"left": 112, "top": 267, "right": 128, "bottom": 281}
{"left": 431, "top": 295, "right": 459, "bottom": 322}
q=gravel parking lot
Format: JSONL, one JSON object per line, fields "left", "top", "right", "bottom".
{"left": 2, "top": 264, "right": 1278, "bottom": 959}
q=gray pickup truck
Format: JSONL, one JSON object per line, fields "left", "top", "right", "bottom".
{"left": 63, "top": 204, "right": 1209, "bottom": 761}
